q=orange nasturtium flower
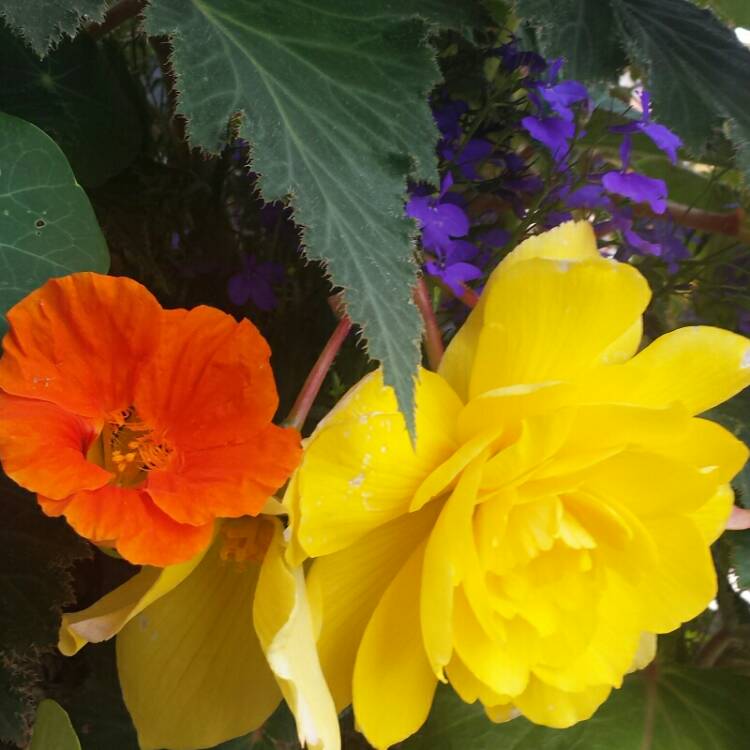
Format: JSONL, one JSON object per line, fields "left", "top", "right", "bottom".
{"left": 285, "top": 221, "right": 750, "bottom": 749}
{"left": 0, "top": 273, "right": 301, "bottom": 565}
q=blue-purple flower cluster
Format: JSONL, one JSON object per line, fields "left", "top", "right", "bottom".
{"left": 407, "top": 37, "right": 690, "bottom": 298}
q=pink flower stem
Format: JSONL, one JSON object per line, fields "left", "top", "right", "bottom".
{"left": 414, "top": 277, "right": 445, "bottom": 370}
{"left": 285, "top": 312, "right": 352, "bottom": 432}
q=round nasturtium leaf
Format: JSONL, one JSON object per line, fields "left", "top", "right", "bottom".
{"left": 0, "top": 111, "right": 109, "bottom": 336}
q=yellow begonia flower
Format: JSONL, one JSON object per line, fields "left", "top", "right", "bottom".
{"left": 58, "top": 515, "right": 339, "bottom": 750}
{"left": 287, "top": 221, "right": 750, "bottom": 750}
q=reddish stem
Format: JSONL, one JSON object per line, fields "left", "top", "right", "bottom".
{"left": 633, "top": 201, "right": 750, "bottom": 242}
{"left": 285, "top": 315, "right": 352, "bottom": 432}
{"left": 414, "top": 278, "right": 444, "bottom": 369}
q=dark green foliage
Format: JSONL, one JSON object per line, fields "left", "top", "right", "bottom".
{"left": 0, "top": 473, "right": 90, "bottom": 745}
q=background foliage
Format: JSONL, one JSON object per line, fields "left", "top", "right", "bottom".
{"left": 0, "top": 0, "right": 749, "bottom": 748}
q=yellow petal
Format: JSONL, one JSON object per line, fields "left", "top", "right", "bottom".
{"left": 581, "top": 450, "right": 717, "bottom": 518}
{"left": 445, "top": 652, "right": 510, "bottom": 708}
{"left": 116, "top": 523, "right": 280, "bottom": 750}
{"left": 296, "top": 369, "right": 460, "bottom": 557}
{"left": 59, "top": 546, "right": 208, "bottom": 656}
{"left": 452, "top": 589, "right": 530, "bottom": 697}
{"left": 353, "top": 542, "right": 438, "bottom": 750}
{"left": 689, "top": 483, "right": 735, "bottom": 544}
{"left": 469, "top": 257, "right": 650, "bottom": 399}
{"left": 439, "top": 221, "right": 599, "bottom": 401}
{"left": 533, "top": 571, "right": 640, "bottom": 692}
{"left": 636, "top": 516, "right": 716, "bottom": 633}
{"left": 421, "top": 453, "right": 489, "bottom": 677}
{"left": 307, "top": 504, "right": 439, "bottom": 711}
{"left": 254, "top": 521, "right": 340, "bottom": 750}
{"left": 630, "top": 632, "right": 657, "bottom": 672}
{"left": 580, "top": 326, "right": 750, "bottom": 415}
{"left": 514, "top": 676, "right": 611, "bottom": 728}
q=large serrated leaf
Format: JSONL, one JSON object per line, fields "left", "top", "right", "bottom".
{"left": 610, "top": 0, "right": 750, "bottom": 153}
{"left": 0, "top": 112, "right": 109, "bottom": 336}
{"left": 0, "top": 472, "right": 90, "bottom": 745}
{"left": 401, "top": 667, "right": 750, "bottom": 750}
{"left": 0, "top": 0, "right": 111, "bottom": 58}
{"left": 517, "top": 0, "right": 750, "bottom": 177}
{"left": 0, "top": 23, "right": 143, "bottom": 186}
{"left": 517, "top": 0, "right": 625, "bottom": 80}
{"left": 144, "top": 0, "right": 483, "bottom": 435}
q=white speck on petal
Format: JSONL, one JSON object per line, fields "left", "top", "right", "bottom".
{"left": 742, "top": 347, "right": 750, "bottom": 369}
{"left": 556, "top": 260, "right": 572, "bottom": 272}
{"left": 349, "top": 473, "right": 365, "bottom": 488}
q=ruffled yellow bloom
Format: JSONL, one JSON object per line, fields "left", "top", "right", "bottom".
{"left": 286, "top": 222, "right": 750, "bottom": 749}
{"left": 59, "top": 512, "right": 339, "bottom": 750}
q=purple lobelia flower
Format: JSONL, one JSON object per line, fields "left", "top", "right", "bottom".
{"left": 536, "top": 80, "right": 589, "bottom": 121}
{"left": 521, "top": 115, "right": 575, "bottom": 161}
{"left": 564, "top": 182, "right": 612, "bottom": 211}
{"left": 615, "top": 216, "right": 691, "bottom": 273}
{"left": 424, "top": 238, "right": 483, "bottom": 296}
{"left": 434, "top": 99, "right": 468, "bottom": 144}
{"left": 497, "top": 39, "right": 547, "bottom": 76}
{"left": 227, "top": 255, "right": 284, "bottom": 310}
{"left": 442, "top": 138, "right": 495, "bottom": 180}
{"left": 611, "top": 90, "right": 682, "bottom": 164}
{"left": 738, "top": 310, "right": 750, "bottom": 335}
{"left": 601, "top": 171, "right": 668, "bottom": 214}
{"left": 406, "top": 174, "right": 470, "bottom": 252}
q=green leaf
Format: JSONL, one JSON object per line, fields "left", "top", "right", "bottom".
{"left": 0, "top": 0, "right": 110, "bottom": 58}
{"left": 144, "top": 0, "right": 483, "bottom": 436}
{"left": 610, "top": 0, "right": 750, "bottom": 151}
{"left": 516, "top": 0, "right": 626, "bottom": 80}
{"left": 0, "top": 471, "right": 91, "bottom": 745}
{"left": 731, "top": 530, "right": 750, "bottom": 589}
{"left": 695, "top": 0, "right": 750, "bottom": 28}
{"left": 402, "top": 667, "right": 750, "bottom": 750}
{"left": 0, "top": 112, "right": 109, "bottom": 336}
{"left": 518, "top": 0, "right": 750, "bottom": 178}
{"left": 29, "top": 700, "right": 81, "bottom": 750}
{"left": 0, "top": 23, "right": 143, "bottom": 186}
{"left": 61, "top": 642, "right": 138, "bottom": 750}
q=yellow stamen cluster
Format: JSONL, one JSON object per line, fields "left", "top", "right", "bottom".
{"left": 219, "top": 518, "right": 274, "bottom": 565}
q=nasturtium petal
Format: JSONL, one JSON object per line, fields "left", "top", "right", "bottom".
{"left": 48, "top": 484, "right": 214, "bottom": 567}
{"left": 353, "top": 542, "right": 438, "bottom": 750}
{"left": 135, "top": 307, "right": 279, "bottom": 448}
{"left": 0, "top": 393, "right": 109, "bottom": 500}
{"left": 117, "top": 531, "right": 281, "bottom": 750}
{"left": 0, "top": 273, "right": 161, "bottom": 418}
{"left": 296, "top": 369, "right": 460, "bottom": 557}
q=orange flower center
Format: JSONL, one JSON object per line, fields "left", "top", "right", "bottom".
{"left": 219, "top": 517, "right": 274, "bottom": 566}
{"left": 88, "top": 407, "right": 173, "bottom": 488}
